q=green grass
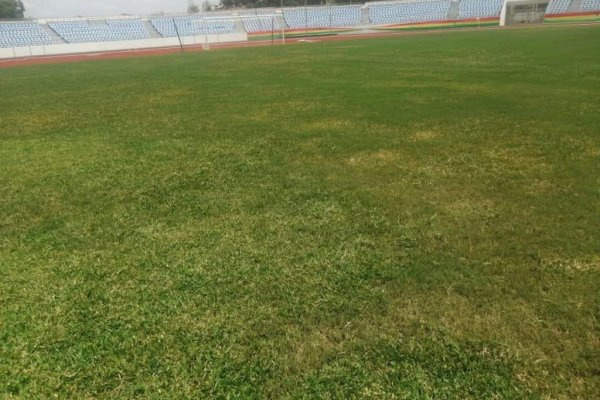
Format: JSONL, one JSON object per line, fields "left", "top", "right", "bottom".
{"left": 1, "top": 24, "right": 599, "bottom": 399}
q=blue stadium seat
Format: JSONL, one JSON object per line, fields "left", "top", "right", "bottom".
{"left": 368, "top": 1, "right": 451, "bottom": 25}
{"left": 0, "top": 22, "right": 52, "bottom": 48}
{"left": 457, "top": 0, "right": 503, "bottom": 19}
{"left": 283, "top": 6, "right": 362, "bottom": 29}
{"left": 546, "top": 0, "right": 571, "bottom": 13}
{"left": 48, "top": 19, "right": 150, "bottom": 43}
{"left": 581, "top": 0, "right": 600, "bottom": 11}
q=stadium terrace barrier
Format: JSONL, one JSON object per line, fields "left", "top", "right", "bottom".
{"left": 0, "top": 33, "right": 246, "bottom": 59}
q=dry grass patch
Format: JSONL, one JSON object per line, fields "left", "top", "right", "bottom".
{"left": 303, "top": 118, "right": 356, "bottom": 132}
{"left": 348, "top": 149, "right": 400, "bottom": 167}
{"left": 139, "top": 88, "right": 193, "bottom": 106}
{"left": 443, "top": 197, "right": 496, "bottom": 219}
{"left": 485, "top": 148, "right": 551, "bottom": 174}
{"left": 543, "top": 256, "right": 600, "bottom": 272}
{"left": 410, "top": 130, "right": 440, "bottom": 142}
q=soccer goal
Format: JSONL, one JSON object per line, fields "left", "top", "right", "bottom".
{"left": 500, "top": 0, "right": 549, "bottom": 26}
{"left": 170, "top": 13, "right": 285, "bottom": 51}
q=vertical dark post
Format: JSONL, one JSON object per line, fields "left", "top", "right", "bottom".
{"left": 305, "top": 0, "right": 308, "bottom": 33}
{"left": 173, "top": 18, "right": 184, "bottom": 53}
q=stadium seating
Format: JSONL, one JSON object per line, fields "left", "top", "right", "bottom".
{"left": 3, "top": 0, "right": 600, "bottom": 50}
{"left": 283, "top": 6, "right": 362, "bottom": 29}
{"left": 581, "top": 0, "right": 600, "bottom": 10}
{"left": 368, "top": 1, "right": 451, "bottom": 25}
{"left": 0, "top": 22, "right": 52, "bottom": 48}
{"left": 546, "top": 0, "right": 571, "bottom": 13}
{"left": 49, "top": 19, "right": 150, "bottom": 43}
{"left": 150, "top": 16, "right": 236, "bottom": 37}
{"left": 331, "top": 6, "right": 363, "bottom": 26}
{"left": 457, "top": 0, "right": 504, "bottom": 18}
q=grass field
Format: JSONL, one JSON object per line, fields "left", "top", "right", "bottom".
{"left": 1, "top": 25, "right": 599, "bottom": 399}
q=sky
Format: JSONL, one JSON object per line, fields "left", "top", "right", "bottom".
{"left": 23, "top": 0, "right": 193, "bottom": 18}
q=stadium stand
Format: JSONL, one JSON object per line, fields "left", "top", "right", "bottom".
{"left": 283, "top": 6, "right": 362, "bottom": 29}
{"left": 546, "top": 0, "right": 572, "bottom": 13}
{"left": 581, "top": 0, "right": 600, "bottom": 10}
{"left": 2, "top": 0, "right": 599, "bottom": 51}
{"left": 368, "top": 1, "right": 451, "bottom": 25}
{"left": 150, "top": 16, "right": 236, "bottom": 37}
{"left": 330, "top": 6, "right": 363, "bottom": 26}
{"left": 0, "top": 22, "right": 52, "bottom": 48}
{"left": 49, "top": 19, "right": 150, "bottom": 43}
{"left": 457, "top": 0, "right": 504, "bottom": 18}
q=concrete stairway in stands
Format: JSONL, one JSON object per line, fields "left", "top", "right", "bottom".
{"left": 448, "top": 0, "right": 461, "bottom": 19}
{"left": 143, "top": 20, "right": 163, "bottom": 38}
{"left": 233, "top": 19, "right": 246, "bottom": 34}
{"left": 566, "top": 0, "right": 582, "bottom": 11}
{"left": 361, "top": 7, "right": 371, "bottom": 24}
{"left": 40, "top": 23, "right": 67, "bottom": 44}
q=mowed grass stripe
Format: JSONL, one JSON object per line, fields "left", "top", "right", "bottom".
{"left": 1, "top": 25, "right": 599, "bottom": 399}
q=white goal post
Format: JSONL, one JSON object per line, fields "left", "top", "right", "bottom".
{"left": 500, "top": 0, "right": 549, "bottom": 26}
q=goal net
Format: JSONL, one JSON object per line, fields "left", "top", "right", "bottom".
{"left": 500, "top": 0, "right": 549, "bottom": 26}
